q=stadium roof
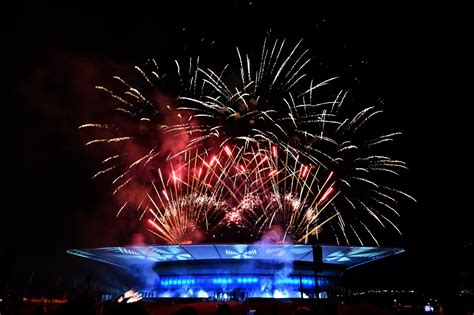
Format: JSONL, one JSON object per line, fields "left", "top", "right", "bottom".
{"left": 67, "top": 244, "right": 403, "bottom": 270}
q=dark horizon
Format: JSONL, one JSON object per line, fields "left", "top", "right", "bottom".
{"left": 3, "top": 1, "right": 471, "bottom": 303}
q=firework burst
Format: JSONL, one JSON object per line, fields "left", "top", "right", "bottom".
{"left": 81, "top": 36, "right": 414, "bottom": 245}
{"left": 146, "top": 143, "right": 338, "bottom": 244}
{"left": 79, "top": 58, "right": 202, "bottom": 215}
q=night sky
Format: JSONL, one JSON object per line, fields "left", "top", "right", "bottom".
{"left": 2, "top": 1, "right": 472, "bottom": 300}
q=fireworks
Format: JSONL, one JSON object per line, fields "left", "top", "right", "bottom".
{"left": 80, "top": 36, "right": 414, "bottom": 245}
{"left": 144, "top": 143, "right": 337, "bottom": 243}
{"left": 79, "top": 58, "right": 199, "bottom": 214}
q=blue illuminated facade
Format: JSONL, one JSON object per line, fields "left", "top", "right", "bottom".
{"left": 67, "top": 244, "right": 403, "bottom": 299}
{"left": 157, "top": 275, "right": 324, "bottom": 289}
{"left": 157, "top": 274, "right": 326, "bottom": 289}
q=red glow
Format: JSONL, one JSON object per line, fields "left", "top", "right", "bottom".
{"left": 327, "top": 171, "right": 334, "bottom": 182}
{"left": 300, "top": 165, "right": 309, "bottom": 178}
{"left": 172, "top": 170, "right": 179, "bottom": 183}
{"left": 162, "top": 190, "right": 169, "bottom": 201}
{"left": 224, "top": 146, "right": 232, "bottom": 157}
{"left": 303, "top": 165, "right": 309, "bottom": 178}
{"left": 320, "top": 187, "right": 334, "bottom": 203}
{"left": 272, "top": 146, "right": 278, "bottom": 157}
{"left": 210, "top": 156, "right": 218, "bottom": 167}
{"left": 148, "top": 219, "right": 160, "bottom": 230}
{"left": 196, "top": 167, "right": 203, "bottom": 178}
{"left": 268, "top": 170, "right": 277, "bottom": 177}
{"left": 239, "top": 165, "right": 246, "bottom": 172}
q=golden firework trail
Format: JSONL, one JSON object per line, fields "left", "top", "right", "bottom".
{"left": 79, "top": 36, "right": 415, "bottom": 245}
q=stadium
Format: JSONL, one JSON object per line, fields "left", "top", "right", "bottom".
{"left": 67, "top": 244, "right": 403, "bottom": 300}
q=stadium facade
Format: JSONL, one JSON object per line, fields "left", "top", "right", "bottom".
{"left": 67, "top": 244, "right": 403, "bottom": 300}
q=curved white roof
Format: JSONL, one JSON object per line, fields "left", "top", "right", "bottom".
{"left": 67, "top": 244, "right": 403, "bottom": 270}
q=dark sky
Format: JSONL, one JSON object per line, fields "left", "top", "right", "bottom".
{"left": 2, "top": 1, "right": 472, "bottom": 299}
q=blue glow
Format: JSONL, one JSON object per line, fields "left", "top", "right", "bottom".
{"left": 146, "top": 275, "right": 330, "bottom": 299}
{"left": 424, "top": 305, "right": 434, "bottom": 312}
{"left": 68, "top": 244, "right": 404, "bottom": 299}
{"left": 157, "top": 275, "right": 324, "bottom": 290}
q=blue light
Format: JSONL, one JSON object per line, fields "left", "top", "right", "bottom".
{"left": 424, "top": 305, "right": 434, "bottom": 312}
{"left": 154, "top": 275, "right": 325, "bottom": 294}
